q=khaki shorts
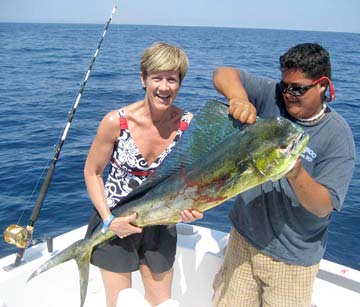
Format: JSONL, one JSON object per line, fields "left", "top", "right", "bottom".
{"left": 212, "top": 228, "right": 319, "bottom": 307}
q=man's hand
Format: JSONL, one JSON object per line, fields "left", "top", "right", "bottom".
{"left": 228, "top": 98, "right": 257, "bottom": 124}
{"left": 285, "top": 158, "right": 303, "bottom": 180}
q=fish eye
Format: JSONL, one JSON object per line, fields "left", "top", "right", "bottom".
{"left": 278, "top": 143, "right": 289, "bottom": 154}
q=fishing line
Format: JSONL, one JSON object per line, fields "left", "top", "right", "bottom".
{"left": 17, "top": 114, "right": 76, "bottom": 226}
{"left": 15, "top": 159, "right": 52, "bottom": 226}
{"left": 4, "top": 5, "right": 117, "bottom": 269}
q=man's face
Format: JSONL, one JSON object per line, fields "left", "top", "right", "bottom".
{"left": 281, "top": 69, "right": 327, "bottom": 120}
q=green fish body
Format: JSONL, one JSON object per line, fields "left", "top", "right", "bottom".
{"left": 28, "top": 100, "right": 309, "bottom": 306}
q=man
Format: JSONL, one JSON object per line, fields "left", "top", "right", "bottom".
{"left": 212, "top": 43, "right": 355, "bottom": 307}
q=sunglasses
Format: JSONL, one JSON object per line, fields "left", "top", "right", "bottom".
{"left": 279, "top": 76, "right": 335, "bottom": 102}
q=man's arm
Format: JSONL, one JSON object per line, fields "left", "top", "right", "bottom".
{"left": 213, "top": 67, "right": 256, "bottom": 124}
{"left": 286, "top": 159, "right": 334, "bottom": 217}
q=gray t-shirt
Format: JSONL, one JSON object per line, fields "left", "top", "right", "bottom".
{"left": 229, "top": 70, "right": 356, "bottom": 266}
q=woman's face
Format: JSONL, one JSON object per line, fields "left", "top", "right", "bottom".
{"left": 141, "top": 70, "right": 181, "bottom": 111}
{"left": 281, "top": 69, "right": 327, "bottom": 120}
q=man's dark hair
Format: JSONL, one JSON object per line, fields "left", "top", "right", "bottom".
{"left": 279, "top": 43, "right": 331, "bottom": 79}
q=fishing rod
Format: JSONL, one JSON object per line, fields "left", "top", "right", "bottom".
{"left": 3, "top": 6, "right": 117, "bottom": 269}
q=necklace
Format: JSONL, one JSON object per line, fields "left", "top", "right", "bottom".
{"left": 296, "top": 103, "right": 327, "bottom": 123}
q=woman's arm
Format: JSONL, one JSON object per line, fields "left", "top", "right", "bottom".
{"left": 84, "top": 110, "right": 142, "bottom": 237}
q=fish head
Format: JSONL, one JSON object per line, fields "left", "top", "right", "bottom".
{"left": 250, "top": 117, "right": 309, "bottom": 181}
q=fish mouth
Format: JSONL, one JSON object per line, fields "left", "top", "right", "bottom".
{"left": 265, "top": 131, "right": 309, "bottom": 181}
{"left": 289, "top": 132, "right": 307, "bottom": 153}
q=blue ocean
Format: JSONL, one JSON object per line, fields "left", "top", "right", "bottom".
{"left": 0, "top": 23, "right": 359, "bottom": 270}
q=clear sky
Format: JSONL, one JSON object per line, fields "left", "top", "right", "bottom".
{"left": 1, "top": 0, "right": 359, "bottom": 33}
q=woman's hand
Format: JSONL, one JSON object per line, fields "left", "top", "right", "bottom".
{"left": 109, "top": 212, "right": 143, "bottom": 239}
{"left": 180, "top": 209, "right": 204, "bottom": 223}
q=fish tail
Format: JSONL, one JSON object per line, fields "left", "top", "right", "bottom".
{"left": 27, "top": 238, "right": 92, "bottom": 307}
{"left": 76, "top": 248, "right": 91, "bottom": 307}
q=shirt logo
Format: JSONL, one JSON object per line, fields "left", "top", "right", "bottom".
{"left": 301, "top": 147, "right": 317, "bottom": 162}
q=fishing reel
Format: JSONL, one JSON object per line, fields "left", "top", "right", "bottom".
{"left": 3, "top": 224, "right": 33, "bottom": 249}
{"left": 4, "top": 224, "right": 53, "bottom": 251}
{"left": 3, "top": 224, "right": 54, "bottom": 270}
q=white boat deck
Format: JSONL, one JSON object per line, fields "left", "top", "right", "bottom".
{"left": 1, "top": 224, "right": 359, "bottom": 307}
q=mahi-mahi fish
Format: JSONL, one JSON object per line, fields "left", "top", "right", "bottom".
{"left": 27, "top": 100, "right": 309, "bottom": 306}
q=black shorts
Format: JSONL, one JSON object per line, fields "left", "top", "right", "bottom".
{"left": 85, "top": 210, "right": 177, "bottom": 274}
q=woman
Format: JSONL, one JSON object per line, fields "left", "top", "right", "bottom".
{"left": 84, "top": 42, "right": 203, "bottom": 307}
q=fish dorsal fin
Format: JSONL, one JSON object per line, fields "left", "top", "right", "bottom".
{"left": 113, "top": 99, "right": 242, "bottom": 208}
{"left": 183, "top": 99, "right": 244, "bottom": 162}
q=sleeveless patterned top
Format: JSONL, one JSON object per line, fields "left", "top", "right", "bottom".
{"left": 104, "top": 108, "right": 191, "bottom": 208}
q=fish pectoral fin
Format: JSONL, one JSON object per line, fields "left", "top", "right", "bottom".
{"left": 166, "top": 222, "right": 178, "bottom": 228}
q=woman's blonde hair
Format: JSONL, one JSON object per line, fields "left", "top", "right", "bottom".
{"left": 140, "top": 42, "right": 189, "bottom": 84}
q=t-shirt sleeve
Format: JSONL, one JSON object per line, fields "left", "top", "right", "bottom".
{"left": 312, "top": 117, "right": 356, "bottom": 211}
{"left": 239, "top": 69, "right": 279, "bottom": 116}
